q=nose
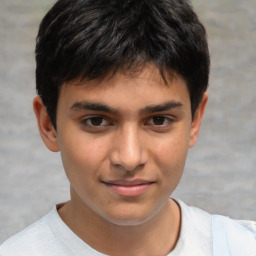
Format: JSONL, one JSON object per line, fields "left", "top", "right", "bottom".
{"left": 109, "top": 124, "right": 148, "bottom": 171}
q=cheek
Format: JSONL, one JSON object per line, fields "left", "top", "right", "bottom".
{"left": 151, "top": 130, "right": 190, "bottom": 183}
{"left": 58, "top": 132, "right": 109, "bottom": 182}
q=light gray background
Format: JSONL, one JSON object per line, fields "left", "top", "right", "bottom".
{"left": 0, "top": 0, "right": 255, "bottom": 244}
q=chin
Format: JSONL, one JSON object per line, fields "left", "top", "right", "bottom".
{"left": 101, "top": 205, "right": 161, "bottom": 227}
{"left": 106, "top": 215, "right": 152, "bottom": 227}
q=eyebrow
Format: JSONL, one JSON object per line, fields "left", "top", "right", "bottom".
{"left": 70, "top": 100, "right": 183, "bottom": 114}
{"left": 140, "top": 101, "right": 183, "bottom": 114}
{"left": 70, "top": 101, "right": 118, "bottom": 114}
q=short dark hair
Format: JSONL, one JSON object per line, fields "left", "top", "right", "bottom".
{"left": 36, "top": 0, "right": 210, "bottom": 128}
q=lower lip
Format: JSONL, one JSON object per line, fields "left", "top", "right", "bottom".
{"left": 103, "top": 183, "right": 153, "bottom": 197}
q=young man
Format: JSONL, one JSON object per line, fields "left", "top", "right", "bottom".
{"left": 0, "top": 0, "right": 255, "bottom": 255}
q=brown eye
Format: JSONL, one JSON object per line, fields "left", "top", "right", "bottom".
{"left": 90, "top": 117, "right": 104, "bottom": 126}
{"left": 152, "top": 116, "right": 166, "bottom": 126}
{"left": 145, "top": 115, "right": 173, "bottom": 127}
{"left": 81, "top": 116, "right": 111, "bottom": 128}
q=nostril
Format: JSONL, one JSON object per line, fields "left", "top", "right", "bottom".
{"left": 109, "top": 149, "right": 148, "bottom": 172}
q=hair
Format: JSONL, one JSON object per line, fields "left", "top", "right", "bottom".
{"left": 35, "top": 0, "right": 210, "bottom": 128}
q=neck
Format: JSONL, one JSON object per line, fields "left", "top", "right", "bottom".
{"left": 58, "top": 195, "right": 181, "bottom": 256}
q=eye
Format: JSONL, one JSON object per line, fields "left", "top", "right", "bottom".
{"left": 145, "top": 116, "right": 173, "bottom": 126}
{"left": 81, "top": 116, "right": 112, "bottom": 128}
{"left": 88, "top": 117, "right": 105, "bottom": 126}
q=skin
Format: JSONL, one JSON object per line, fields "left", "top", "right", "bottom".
{"left": 33, "top": 65, "right": 208, "bottom": 256}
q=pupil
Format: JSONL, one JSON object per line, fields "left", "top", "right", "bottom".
{"left": 91, "top": 117, "right": 103, "bottom": 126}
{"left": 153, "top": 116, "right": 164, "bottom": 125}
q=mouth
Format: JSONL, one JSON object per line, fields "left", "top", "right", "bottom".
{"left": 101, "top": 180, "right": 155, "bottom": 197}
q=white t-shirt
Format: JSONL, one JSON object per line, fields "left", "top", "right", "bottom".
{"left": 0, "top": 200, "right": 255, "bottom": 256}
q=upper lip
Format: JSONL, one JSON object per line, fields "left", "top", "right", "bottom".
{"left": 102, "top": 179, "right": 154, "bottom": 186}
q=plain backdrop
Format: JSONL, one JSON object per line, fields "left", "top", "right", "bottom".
{"left": 0, "top": 0, "right": 255, "bottom": 243}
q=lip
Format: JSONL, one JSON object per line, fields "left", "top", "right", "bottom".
{"left": 102, "top": 180, "right": 154, "bottom": 197}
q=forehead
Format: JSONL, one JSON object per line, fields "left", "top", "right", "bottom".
{"left": 58, "top": 65, "right": 190, "bottom": 112}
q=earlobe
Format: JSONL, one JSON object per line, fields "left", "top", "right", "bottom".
{"left": 189, "top": 92, "right": 208, "bottom": 148}
{"left": 33, "top": 96, "right": 59, "bottom": 152}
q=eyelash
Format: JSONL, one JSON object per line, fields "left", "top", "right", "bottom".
{"left": 81, "top": 116, "right": 112, "bottom": 128}
{"left": 80, "top": 115, "right": 174, "bottom": 131}
{"left": 145, "top": 116, "right": 174, "bottom": 127}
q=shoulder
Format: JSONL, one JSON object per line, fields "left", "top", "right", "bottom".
{"left": 0, "top": 209, "right": 64, "bottom": 256}
{"left": 175, "top": 199, "right": 256, "bottom": 256}
{"left": 212, "top": 214, "right": 256, "bottom": 256}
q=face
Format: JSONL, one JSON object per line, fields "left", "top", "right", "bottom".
{"left": 34, "top": 65, "right": 207, "bottom": 227}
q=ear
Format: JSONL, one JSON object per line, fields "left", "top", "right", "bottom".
{"left": 33, "top": 96, "right": 59, "bottom": 152}
{"left": 189, "top": 92, "right": 208, "bottom": 148}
